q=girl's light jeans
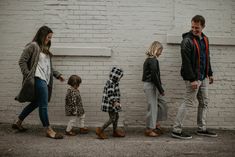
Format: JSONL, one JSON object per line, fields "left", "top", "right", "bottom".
{"left": 144, "top": 82, "right": 167, "bottom": 129}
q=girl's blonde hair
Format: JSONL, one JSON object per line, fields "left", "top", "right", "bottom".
{"left": 146, "top": 41, "right": 163, "bottom": 57}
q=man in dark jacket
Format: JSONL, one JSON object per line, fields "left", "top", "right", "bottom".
{"left": 171, "top": 15, "right": 217, "bottom": 139}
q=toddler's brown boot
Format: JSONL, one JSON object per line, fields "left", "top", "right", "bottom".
{"left": 113, "top": 129, "right": 125, "bottom": 137}
{"left": 95, "top": 127, "right": 108, "bottom": 139}
{"left": 79, "top": 127, "right": 89, "bottom": 134}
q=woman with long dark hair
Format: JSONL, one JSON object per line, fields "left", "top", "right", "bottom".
{"left": 13, "top": 26, "right": 64, "bottom": 139}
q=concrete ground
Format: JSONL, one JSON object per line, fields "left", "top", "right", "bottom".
{"left": 0, "top": 123, "right": 234, "bottom": 157}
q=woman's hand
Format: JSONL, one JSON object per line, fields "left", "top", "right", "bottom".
{"left": 58, "top": 75, "right": 65, "bottom": 82}
{"left": 209, "top": 76, "right": 214, "bottom": 84}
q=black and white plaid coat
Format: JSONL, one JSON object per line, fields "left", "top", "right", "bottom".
{"left": 101, "top": 67, "right": 124, "bottom": 112}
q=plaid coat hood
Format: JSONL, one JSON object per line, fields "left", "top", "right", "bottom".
{"left": 101, "top": 67, "right": 124, "bottom": 112}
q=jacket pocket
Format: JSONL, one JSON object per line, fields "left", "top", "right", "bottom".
{"left": 15, "top": 75, "right": 35, "bottom": 103}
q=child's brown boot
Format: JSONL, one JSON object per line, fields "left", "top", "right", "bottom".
{"left": 145, "top": 129, "right": 159, "bottom": 137}
{"left": 95, "top": 127, "right": 108, "bottom": 139}
{"left": 153, "top": 127, "right": 165, "bottom": 135}
{"left": 79, "top": 127, "right": 89, "bottom": 134}
{"left": 113, "top": 129, "right": 125, "bottom": 137}
{"left": 65, "top": 130, "right": 77, "bottom": 136}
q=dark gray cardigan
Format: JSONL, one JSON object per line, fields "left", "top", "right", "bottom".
{"left": 15, "top": 42, "right": 61, "bottom": 103}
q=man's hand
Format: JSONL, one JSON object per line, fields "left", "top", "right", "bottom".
{"left": 209, "top": 76, "right": 214, "bottom": 84}
{"left": 191, "top": 81, "right": 198, "bottom": 89}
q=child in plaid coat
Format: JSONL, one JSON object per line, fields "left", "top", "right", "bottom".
{"left": 65, "top": 75, "right": 89, "bottom": 136}
{"left": 96, "top": 67, "right": 125, "bottom": 139}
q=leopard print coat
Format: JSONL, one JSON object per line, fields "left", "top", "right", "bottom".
{"left": 65, "top": 88, "right": 85, "bottom": 116}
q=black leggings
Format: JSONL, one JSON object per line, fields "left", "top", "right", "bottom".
{"left": 101, "top": 111, "right": 119, "bottom": 132}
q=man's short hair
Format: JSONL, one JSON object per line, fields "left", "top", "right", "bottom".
{"left": 191, "top": 15, "right": 205, "bottom": 26}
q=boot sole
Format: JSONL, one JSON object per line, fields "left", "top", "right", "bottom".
{"left": 171, "top": 133, "right": 192, "bottom": 140}
{"left": 196, "top": 132, "right": 218, "bottom": 137}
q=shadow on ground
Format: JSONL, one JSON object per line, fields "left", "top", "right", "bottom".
{"left": 0, "top": 123, "right": 234, "bottom": 157}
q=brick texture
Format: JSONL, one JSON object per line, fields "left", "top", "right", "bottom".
{"left": 0, "top": 0, "right": 234, "bottom": 129}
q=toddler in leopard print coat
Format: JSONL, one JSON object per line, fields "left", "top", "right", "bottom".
{"left": 65, "top": 75, "right": 89, "bottom": 136}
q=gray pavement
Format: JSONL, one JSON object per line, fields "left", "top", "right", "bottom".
{"left": 0, "top": 123, "right": 234, "bottom": 157}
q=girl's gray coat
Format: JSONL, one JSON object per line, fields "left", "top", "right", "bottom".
{"left": 15, "top": 42, "right": 61, "bottom": 103}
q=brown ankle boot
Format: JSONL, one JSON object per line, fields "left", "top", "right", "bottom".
{"left": 145, "top": 129, "right": 159, "bottom": 137}
{"left": 95, "top": 127, "right": 108, "bottom": 139}
{"left": 65, "top": 130, "right": 77, "bottom": 136}
{"left": 113, "top": 129, "right": 125, "bottom": 137}
{"left": 79, "top": 127, "right": 89, "bottom": 134}
{"left": 153, "top": 127, "right": 165, "bottom": 135}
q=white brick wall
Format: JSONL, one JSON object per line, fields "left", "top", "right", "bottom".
{"left": 0, "top": 0, "right": 234, "bottom": 129}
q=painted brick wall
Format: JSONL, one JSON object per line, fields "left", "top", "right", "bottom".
{"left": 0, "top": 0, "right": 234, "bottom": 129}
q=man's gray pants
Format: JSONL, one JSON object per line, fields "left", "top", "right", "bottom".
{"left": 173, "top": 80, "right": 209, "bottom": 133}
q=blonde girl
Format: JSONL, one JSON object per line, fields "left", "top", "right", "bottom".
{"left": 142, "top": 41, "right": 167, "bottom": 137}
